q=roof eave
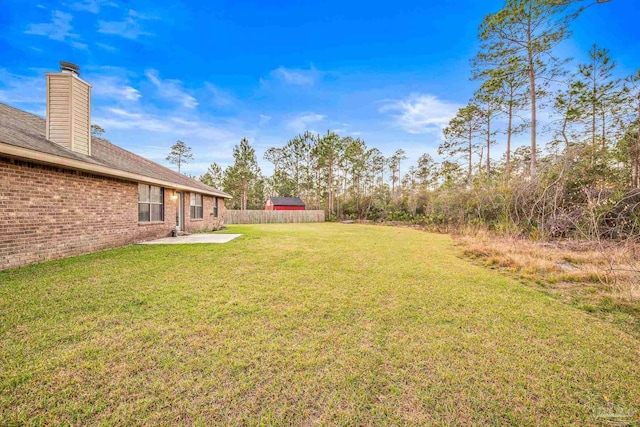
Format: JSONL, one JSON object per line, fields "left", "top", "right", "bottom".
{"left": 0, "top": 141, "right": 232, "bottom": 198}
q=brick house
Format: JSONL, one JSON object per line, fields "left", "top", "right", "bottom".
{"left": 0, "top": 62, "right": 231, "bottom": 271}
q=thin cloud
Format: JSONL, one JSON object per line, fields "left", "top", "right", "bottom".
{"left": 25, "top": 10, "right": 78, "bottom": 42}
{"left": 204, "top": 83, "right": 236, "bottom": 107}
{"left": 67, "top": 0, "right": 118, "bottom": 14}
{"left": 259, "top": 114, "right": 272, "bottom": 125}
{"left": 0, "top": 69, "right": 46, "bottom": 106}
{"left": 93, "top": 107, "right": 243, "bottom": 172}
{"left": 379, "top": 94, "right": 460, "bottom": 135}
{"left": 98, "top": 10, "right": 153, "bottom": 40}
{"left": 90, "top": 76, "right": 141, "bottom": 102}
{"left": 264, "top": 66, "right": 323, "bottom": 87}
{"left": 286, "top": 112, "right": 326, "bottom": 133}
{"left": 96, "top": 42, "right": 117, "bottom": 52}
{"left": 96, "top": 109, "right": 153, "bottom": 133}
{"left": 96, "top": 108, "right": 237, "bottom": 142}
{"left": 145, "top": 69, "right": 197, "bottom": 109}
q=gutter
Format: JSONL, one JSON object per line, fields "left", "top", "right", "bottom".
{"left": 0, "top": 141, "right": 232, "bottom": 199}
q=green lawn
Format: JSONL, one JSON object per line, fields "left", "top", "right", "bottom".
{"left": 1, "top": 224, "right": 639, "bottom": 425}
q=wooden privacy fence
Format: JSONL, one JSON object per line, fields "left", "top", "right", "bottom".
{"left": 224, "top": 210, "right": 325, "bottom": 224}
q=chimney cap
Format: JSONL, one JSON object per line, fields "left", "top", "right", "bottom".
{"left": 59, "top": 61, "right": 80, "bottom": 76}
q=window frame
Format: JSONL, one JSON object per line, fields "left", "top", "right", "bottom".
{"left": 213, "top": 196, "right": 219, "bottom": 218}
{"left": 190, "top": 193, "right": 203, "bottom": 220}
{"left": 138, "top": 184, "right": 164, "bottom": 223}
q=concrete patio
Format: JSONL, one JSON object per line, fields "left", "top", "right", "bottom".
{"left": 139, "top": 234, "right": 242, "bottom": 245}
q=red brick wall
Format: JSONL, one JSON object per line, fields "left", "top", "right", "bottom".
{"left": 0, "top": 157, "right": 226, "bottom": 270}
{"left": 182, "top": 192, "right": 226, "bottom": 233}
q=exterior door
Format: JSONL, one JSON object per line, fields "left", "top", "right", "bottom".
{"left": 176, "top": 192, "right": 184, "bottom": 231}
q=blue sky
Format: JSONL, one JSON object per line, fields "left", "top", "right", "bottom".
{"left": 1, "top": 0, "right": 639, "bottom": 176}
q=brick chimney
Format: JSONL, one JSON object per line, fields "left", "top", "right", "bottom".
{"left": 46, "top": 61, "right": 92, "bottom": 156}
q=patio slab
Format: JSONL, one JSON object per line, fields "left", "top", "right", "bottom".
{"left": 139, "top": 234, "right": 242, "bottom": 245}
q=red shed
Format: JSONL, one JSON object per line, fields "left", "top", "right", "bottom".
{"left": 265, "top": 197, "right": 306, "bottom": 211}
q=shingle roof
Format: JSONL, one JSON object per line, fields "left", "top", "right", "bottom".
{"left": 0, "top": 103, "right": 231, "bottom": 198}
{"left": 268, "top": 197, "right": 305, "bottom": 206}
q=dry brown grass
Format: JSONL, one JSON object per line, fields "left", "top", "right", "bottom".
{"left": 455, "top": 231, "right": 640, "bottom": 336}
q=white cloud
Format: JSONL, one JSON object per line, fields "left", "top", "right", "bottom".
{"left": 93, "top": 107, "right": 243, "bottom": 171}
{"left": 98, "top": 108, "right": 166, "bottom": 133}
{"left": 67, "top": 0, "right": 118, "bottom": 14}
{"left": 286, "top": 112, "right": 326, "bottom": 133}
{"left": 145, "top": 69, "right": 197, "bottom": 109}
{"left": 0, "top": 69, "right": 45, "bottom": 106}
{"left": 25, "top": 10, "right": 78, "bottom": 42}
{"left": 98, "top": 10, "right": 153, "bottom": 40}
{"left": 95, "top": 42, "right": 117, "bottom": 52}
{"left": 379, "top": 94, "right": 460, "bottom": 135}
{"left": 96, "top": 108, "right": 236, "bottom": 142}
{"left": 204, "top": 83, "right": 236, "bottom": 107}
{"left": 90, "top": 76, "right": 141, "bottom": 102}
{"left": 259, "top": 114, "right": 271, "bottom": 125}
{"left": 264, "top": 66, "right": 323, "bottom": 86}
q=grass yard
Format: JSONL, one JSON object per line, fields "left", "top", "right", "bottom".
{"left": 1, "top": 223, "right": 639, "bottom": 425}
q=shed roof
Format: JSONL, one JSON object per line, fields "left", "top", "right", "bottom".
{"left": 0, "top": 103, "right": 231, "bottom": 198}
{"left": 268, "top": 197, "right": 305, "bottom": 206}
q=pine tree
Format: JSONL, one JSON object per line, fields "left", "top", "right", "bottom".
{"left": 478, "top": 0, "right": 596, "bottom": 176}
{"left": 166, "top": 140, "right": 194, "bottom": 174}
{"left": 389, "top": 149, "right": 407, "bottom": 198}
{"left": 222, "top": 138, "right": 261, "bottom": 210}
{"left": 416, "top": 153, "right": 436, "bottom": 189}
{"left": 440, "top": 105, "right": 483, "bottom": 182}
{"left": 474, "top": 82, "right": 502, "bottom": 177}
{"left": 91, "top": 124, "right": 106, "bottom": 137}
{"left": 576, "top": 44, "right": 620, "bottom": 150}
{"left": 472, "top": 57, "right": 529, "bottom": 177}
{"left": 622, "top": 70, "right": 640, "bottom": 188}
{"left": 312, "top": 131, "right": 343, "bottom": 216}
{"left": 551, "top": 78, "right": 584, "bottom": 152}
{"left": 199, "top": 162, "right": 223, "bottom": 188}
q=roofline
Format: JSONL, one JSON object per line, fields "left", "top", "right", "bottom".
{"left": 268, "top": 196, "right": 305, "bottom": 201}
{"left": 268, "top": 196, "right": 304, "bottom": 200}
{"left": 0, "top": 142, "right": 232, "bottom": 198}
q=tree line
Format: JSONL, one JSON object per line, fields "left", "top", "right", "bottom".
{"left": 179, "top": 0, "right": 638, "bottom": 239}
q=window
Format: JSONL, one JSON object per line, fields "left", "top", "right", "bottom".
{"left": 138, "top": 184, "right": 164, "bottom": 222}
{"left": 190, "top": 193, "right": 203, "bottom": 219}
{"left": 213, "top": 197, "right": 219, "bottom": 218}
